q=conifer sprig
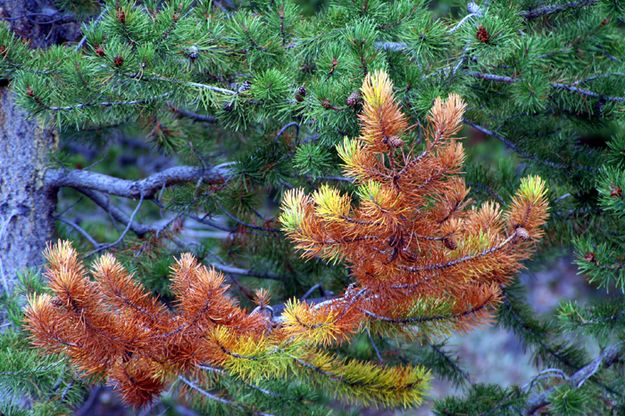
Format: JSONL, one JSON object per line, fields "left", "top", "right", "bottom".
{"left": 280, "top": 70, "right": 549, "bottom": 344}
{"left": 24, "top": 240, "right": 430, "bottom": 409}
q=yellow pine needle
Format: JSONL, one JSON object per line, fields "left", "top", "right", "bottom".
{"left": 278, "top": 188, "right": 307, "bottom": 232}
{"left": 281, "top": 299, "right": 343, "bottom": 346}
{"left": 304, "top": 351, "right": 431, "bottom": 408}
{"left": 312, "top": 184, "right": 351, "bottom": 220}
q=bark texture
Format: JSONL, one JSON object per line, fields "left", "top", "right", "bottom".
{"left": 0, "top": 0, "right": 79, "bottom": 294}
{"left": 0, "top": 91, "right": 57, "bottom": 293}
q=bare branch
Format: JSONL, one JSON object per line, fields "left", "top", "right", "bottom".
{"left": 75, "top": 6, "right": 107, "bottom": 52}
{"left": 551, "top": 82, "right": 625, "bottom": 103}
{"left": 85, "top": 193, "right": 145, "bottom": 256}
{"left": 46, "top": 92, "right": 173, "bottom": 112}
{"left": 374, "top": 41, "right": 408, "bottom": 52}
{"left": 466, "top": 71, "right": 625, "bottom": 102}
{"left": 210, "top": 262, "right": 288, "bottom": 282}
{"left": 178, "top": 375, "right": 275, "bottom": 416}
{"left": 57, "top": 217, "right": 101, "bottom": 248}
{"left": 463, "top": 119, "right": 596, "bottom": 172}
{"left": 215, "top": 201, "right": 281, "bottom": 233}
{"left": 168, "top": 103, "right": 217, "bottom": 123}
{"left": 366, "top": 327, "right": 384, "bottom": 363}
{"left": 46, "top": 165, "right": 232, "bottom": 199}
{"left": 274, "top": 121, "right": 300, "bottom": 143}
{"left": 76, "top": 189, "right": 156, "bottom": 237}
{"left": 520, "top": 0, "right": 598, "bottom": 20}
{"left": 301, "top": 283, "right": 325, "bottom": 300}
{"left": 525, "top": 342, "right": 623, "bottom": 415}
{"left": 465, "top": 71, "right": 517, "bottom": 83}
{"left": 177, "top": 375, "right": 236, "bottom": 407}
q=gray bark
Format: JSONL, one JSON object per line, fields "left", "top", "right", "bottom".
{"left": 46, "top": 164, "right": 234, "bottom": 199}
{"left": 0, "top": 0, "right": 79, "bottom": 295}
{"left": 0, "top": 91, "right": 56, "bottom": 293}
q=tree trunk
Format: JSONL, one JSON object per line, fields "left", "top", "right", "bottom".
{"left": 0, "top": 0, "right": 78, "bottom": 295}
{"left": 0, "top": 91, "right": 57, "bottom": 294}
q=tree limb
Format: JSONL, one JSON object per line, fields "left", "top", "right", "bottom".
{"left": 46, "top": 164, "right": 233, "bottom": 199}
{"left": 210, "top": 262, "right": 288, "bottom": 281}
{"left": 168, "top": 103, "right": 217, "bottom": 123}
{"left": 524, "top": 341, "right": 623, "bottom": 415}
{"left": 520, "top": 0, "right": 598, "bottom": 20}
{"left": 463, "top": 119, "right": 596, "bottom": 172}
{"left": 75, "top": 189, "right": 157, "bottom": 237}
{"left": 466, "top": 71, "right": 625, "bottom": 102}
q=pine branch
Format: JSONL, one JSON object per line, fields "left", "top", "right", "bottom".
{"left": 363, "top": 292, "right": 495, "bottom": 324}
{"left": 465, "top": 72, "right": 517, "bottom": 84}
{"left": 46, "top": 93, "right": 173, "bottom": 112}
{"left": 46, "top": 165, "right": 233, "bottom": 199}
{"left": 463, "top": 119, "right": 595, "bottom": 171}
{"left": 551, "top": 82, "right": 625, "bottom": 103}
{"left": 168, "top": 104, "right": 217, "bottom": 123}
{"left": 377, "top": 0, "right": 600, "bottom": 55}
{"left": 466, "top": 72, "right": 625, "bottom": 103}
{"left": 520, "top": 0, "right": 599, "bottom": 20}
{"left": 75, "top": 189, "right": 157, "bottom": 237}
{"left": 524, "top": 342, "right": 623, "bottom": 415}
{"left": 210, "top": 263, "right": 288, "bottom": 282}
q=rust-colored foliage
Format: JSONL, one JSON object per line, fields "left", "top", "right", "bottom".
{"left": 25, "top": 245, "right": 269, "bottom": 406}
{"left": 25, "top": 241, "right": 431, "bottom": 408}
{"left": 25, "top": 70, "right": 547, "bottom": 410}
{"left": 279, "top": 70, "right": 549, "bottom": 343}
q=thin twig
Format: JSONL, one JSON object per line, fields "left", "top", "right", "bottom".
{"left": 85, "top": 192, "right": 144, "bottom": 256}
{"left": 301, "top": 283, "right": 324, "bottom": 300}
{"left": 168, "top": 103, "right": 217, "bottom": 123}
{"left": 520, "top": 0, "right": 598, "bottom": 20}
{"left": 75, "top": 7, "right": 107, "bottom": 52}
{"left": 178, "top": 375, "right": 236, "bottom": 407}
{"left": 366, "top": 327, "right": 384, "bottom": 363}
{"left": 463, "top": 119, "right": 595, "bottom": 171}
{"left": 210, "top": 262, "right": 288, "bottom": 281}
{"left": 524, "top": 342, "right": 623, "bottom": 415}
{"left": 57, "top": 217, "right": 101, "bottom": 248}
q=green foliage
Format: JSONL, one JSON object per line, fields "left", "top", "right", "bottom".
{"left": 433, "top": 384, "right": 524, "bottom": 416}
{"left": 4, "top": 0, "right": 625, "bottom": 414}
{"left": 549, "top": 384, "right": 593, "bottom": 416}
{"left": 0, "top": 273, "right": 85, "bottom": 415}
{"left": 558, "top": 300, "right": 625, "bottom": 341}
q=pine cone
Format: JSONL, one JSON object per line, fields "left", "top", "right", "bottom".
{"left": 476, "top": 25, "right": 490, "bottom": 43}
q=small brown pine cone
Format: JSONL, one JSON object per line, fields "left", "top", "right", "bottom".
{"left": 295, "top": 86, "right": 306, "bottom": 102}
{"left": 385, "top": 135, "right": 404, "bottom": 148}
{"left": 584, "top": 252, "right": 596, "bottom": 263}
{"left": 116, "top": 9, "right": 126, "bottom": 24}
{"left": 610, "top": 185, "right": 622, "bottom": 198}
{"left": 346, "top": 91, "right": 362, "bottom": 108}
{"left": 476, "top": 25, "right": 490, "bottom": 43}
{"left": 443, "top": 237, "right": 457, "bottom": 250}
{"left": 515, "top": 227, "right": 530, "bottom": 240}
{"left": 321, "top": 99, "right": 333, "bottom": 109}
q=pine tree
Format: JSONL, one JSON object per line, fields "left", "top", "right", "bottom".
{"left": 0, "top": 0, "right": 624, "bottom": 414}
